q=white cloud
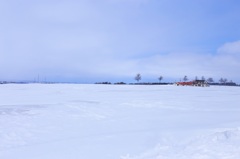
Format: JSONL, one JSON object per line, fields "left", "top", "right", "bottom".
{"left": 217, "top": 40, "right": 240, "bottom": 56}
{"left": 121, "top": 41, "right": 240, "bottom": 82}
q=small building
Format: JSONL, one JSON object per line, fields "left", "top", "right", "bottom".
{"left": 175, "top": 80, "right": 209, "bottom": 87}
{"left": 192, "top": 80, "right": 209, "bottom": 87}
{"left": 175, "top": 81, "right": 193, "bottom": 86}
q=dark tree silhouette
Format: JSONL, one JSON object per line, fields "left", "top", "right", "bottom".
{"left": 219, "top": 78, "right": 223, "bottom": 83}
{"left": 183, "top": 75, "right": 188, "bottom": 82}
{"left": 158, "top": 76, "right": 163, "bottom": 83}
{"left": 219, "top": 78, "right": 228, "bottom": 84}
{"left": 207, "top": 77, "right": 214, "bottom": 83}
{"left": 135, "top": 73, "right": 141, "bottom": 82}
{"left": 223, "top": 78, "right": 228, "bottom": 83}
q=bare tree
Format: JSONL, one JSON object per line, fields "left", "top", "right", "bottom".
{"left": 158, "top": 76, "right": 163, "bottom": 83}
{"left": 135, "top": 73, "right": 141, "bottom": 82}
{"left": 223, "top": 78, "right": 228, "bottom": 83}
{"left": 207, "top": 77, "right": 214, "bottom": 83}
{"left": 183, "top": 75, "right": 188, "bottom": 82}
{"left": 195, "top": 76, "right": 198, "bottom": 80}
{"left": 219, "top": 78, "right": 224, "bottom": 83}
{"left": 201, "top": 76, "right": 205, "bottom": 81}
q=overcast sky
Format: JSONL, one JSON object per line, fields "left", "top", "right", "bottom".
{"left": 1, "top": 0, "right": 240, "bottom": 83}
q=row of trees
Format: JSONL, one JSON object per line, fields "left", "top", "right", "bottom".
{"left": 182, "top": 75, "right": 231, "bottom": 84}
{"left": 135, "top": 73, "right": 163, "bottom": 83}
{"left": 135, "top": 73, "right": 164, "bottom": 83}
{"left": 135, "top": 74, "right": 233, "bottom": 84}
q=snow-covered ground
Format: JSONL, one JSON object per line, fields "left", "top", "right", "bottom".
{"left": 0, "top": 84, "right": 240, "bottom": 159}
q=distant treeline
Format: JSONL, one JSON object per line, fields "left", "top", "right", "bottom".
{"left": 0, "top": 81, "right": 59, "bottom": 84}
{"left": 0, "top": 81, "right": 28, "bottom": 84}
{"left": 209, "top": 82, "right": 238, "bottom": 86}
{"left": 95, "top": 81, "right": 239, "bottom": 86}
{"left": 0, "top": 80, "right": 238, "bottom": 86}
{"left": 95, "top": 82, "right": 172, "bottom": 85}
{"left": 94, "top": 74, "right": 240, "bottom": 86}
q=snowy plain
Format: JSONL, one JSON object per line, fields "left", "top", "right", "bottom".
{"left": 0, "top": 84, "right": 240, "bottom": 159}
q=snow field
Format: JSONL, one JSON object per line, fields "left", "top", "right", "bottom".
{"left": 0, "top": 84, "right": 240, "bottom": 159}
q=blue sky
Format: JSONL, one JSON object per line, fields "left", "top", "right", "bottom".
{"left": 1, "top": 0, "right": 240, "bottom": 83}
